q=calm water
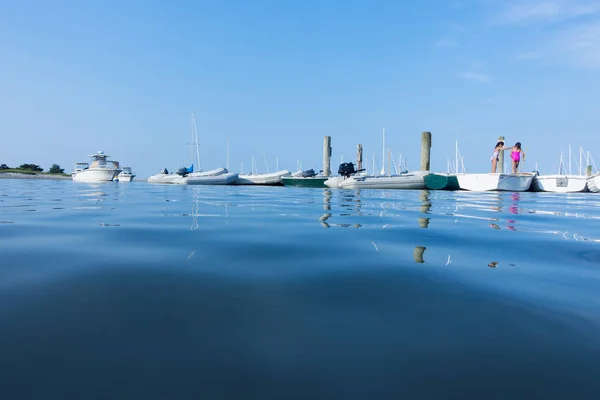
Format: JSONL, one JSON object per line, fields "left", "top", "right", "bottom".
{"left": 1, "top": 179, "right": 600, "bottom": 398}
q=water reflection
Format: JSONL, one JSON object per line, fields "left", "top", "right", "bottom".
{"left": 414, "top": 246, "right": 426, "bottom": 263}
{"left": 320, "top": 189, "right": 431, "bottom": 230}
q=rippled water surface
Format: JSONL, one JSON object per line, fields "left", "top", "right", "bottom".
{"left": 1, "top": 179, "right": 600, "bottom": 398}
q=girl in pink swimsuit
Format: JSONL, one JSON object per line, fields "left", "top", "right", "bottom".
{"left": 509, "top": 142, "right": 525, "bottom": 173}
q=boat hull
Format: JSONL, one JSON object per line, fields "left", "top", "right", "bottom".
{"left": 324, "top": 177, "right": 344, "bottom": 188}
{"left": 424, "top": 173, "right": 460, "bottom": 190}
{"left": 532, "top": 175, "right": 587, "bottom": 193}
{"left": 282, "top": 177, "right": 328, "bottom": 188}
{"left": 117, "top": 173, "right": 135, "bottom": 182}
{"left": 234, "top": 170, "right": 291, "bottom": 185}
{"left": 72, "top": 169, "right": 119, "bottom": 182}
{"left": 588, "top": 174, "right": 600, "bottom": 193}
{"left": 148, "top": 174, "right": 180, "bottom": 184}
{"left": 338, "top": 172, "right": 427, "bottom": 190}
{"left": 176, "top": 172, "right": 239, "bottom": 185}
{"left": 456, "top": 173, "right": 534, "bottom": 191}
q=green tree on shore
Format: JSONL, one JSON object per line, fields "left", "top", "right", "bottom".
{"left": 19, "top": 163, "right": 43, "bottom": 172}
{"left": 48, "top": 164, "right": 65, "bottom": 174}
{"left": 0, "top": 164, "right": 8, "bottom": 170}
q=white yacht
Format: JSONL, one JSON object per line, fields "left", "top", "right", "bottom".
{"left": 115, "top": 166, "right": 136, "bottom": 182}
{"left": 72, "top": 151, "right": 121, "bottom": 182}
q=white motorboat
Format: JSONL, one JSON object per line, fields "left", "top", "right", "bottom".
{"left": 588, "top": 174, "right": 600, "bottom": 193}
{"left": 174, "top": 171, "right": 239, "bottom": 185}
{"left": 532, "top": 174, "right": 588, "bottom": 193}
{"left": 235, "top": 170, "right": 291, "bottom": 185}
{"left": 72, "top": 151, "right": 121, "bottom": 182}
{"left": 337, "top": 171, "right": 428, "bottom": 190}
{"left": 456, "top": 173, "right": 534, "bottom": 191}
{"left": 116, "top": 166, "right": 136, "bottom": 182}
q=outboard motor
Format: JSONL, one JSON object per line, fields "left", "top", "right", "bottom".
{"left": 338, "top": 162, "right": 356, "bottom": 178}
{"left": 176, "top": 167, "right": 189, "bottom": 176}
{"left": 302, "top": 169, "right": 317, "bottom": 178}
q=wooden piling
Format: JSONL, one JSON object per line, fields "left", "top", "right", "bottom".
{"left": 323, "top": 136, "right": 332, "bottom": 176}
{"left": 356, "top": 144, "right": 363, "bottom": 171}
{"left": 420, "top": 132, "right": 432, "bottom": 171}
{"left": 587, "top": 165, "right": 593, "bottom": 176}
{"left": 498, "top": 136, "right": 505, "bottom": 173}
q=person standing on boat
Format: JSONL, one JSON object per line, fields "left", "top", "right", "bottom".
{"left": 490, "top": 140, "right": 508, "bottom": 173}
{"left": 507, "top": 142, "right": 526, "bottom": 173}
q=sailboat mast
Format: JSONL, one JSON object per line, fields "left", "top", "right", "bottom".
{"left": 191, "top": 112, "right": 201, "bottom": 170}
{"left": 372, "top": 151, "right": 375, "bottom": 175}
{"left": 455, "top": 140, "right": 459, "bottom": 174}
{"left": 569, "top": 143, "right": 572, "bottom": 175}
{"left": 381, "top": 128, "right": 386, "bottom": 175}
{"left": 579, "top": 147, "right": 583, "bottom": 176}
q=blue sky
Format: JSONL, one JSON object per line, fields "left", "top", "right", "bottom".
{"left": 1, "top": 0, "right": 599, "bottom": 177}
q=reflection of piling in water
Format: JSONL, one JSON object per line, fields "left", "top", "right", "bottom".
{"left": 498, "top": 135, "right": 505, "bottom": 173}
{"left": 419, "top": 190, "right": 431, "bottom": 228}
{"left": 323, "top": 136, "right": 332, "bottom": 177}
{"left": 414, "top": 246, "right": 426, "bottom": 263}
{"left": 323, "top": 189, "right": 331, "bottom": 211}
{"left": 420, "top": 132, "right": 431, "bottom": 171}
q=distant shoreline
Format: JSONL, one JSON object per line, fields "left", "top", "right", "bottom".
{"left": 0, "top": 172, "right": 72, "bottom": 180}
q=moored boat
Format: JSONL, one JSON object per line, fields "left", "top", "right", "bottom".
{"left": 282, "top": 169, "right": 329, "bottom": 188}
{"left": 235, "top": 170, "right": 291, "bottom": 186}
{"left": 532, "top": 174, "right": 588, "bottom": 193}
{"left": 588, "top": 174, "right": 600, "bottom": 193}
{"left": 337, "top": 171, "right": 428, "bottom": 190}
{"left": 72, "top": 151, "right": 121, "bottom": 182}
{"left": 116, "top": 166, "right": 136, "bottom": 182}
{"left": 424, "top": 173, "right": 460, "bottom": 190}
{"left": 456, "top": 173, "right": 534, "bottom": 192}
{"left": 174, "top": 171, "right": 239, "bottom": 185}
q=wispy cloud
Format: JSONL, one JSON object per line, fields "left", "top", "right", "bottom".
{"left": 460, "top": 72, "right": 491, "bottom": 83}
{"left": 436, "top": 38, "right": 458, "bottom": 48}
{"left": 495, "top": 0, "right": 600, "bottom": 24}
{"left": 553, "top": 23, "right": 600, "bottom": 68}
{"left": 489, "top": 1, "right": 600, "bottom": 69}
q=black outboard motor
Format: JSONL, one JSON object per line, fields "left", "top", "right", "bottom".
{"left": 302, "top": 169, "right": 317, "bottom": 178}
{"left": 176, "top": 167, "right": 189, "bottom": 176}
{"left": 338, "top": 162, "right": 356, "bottom": 178}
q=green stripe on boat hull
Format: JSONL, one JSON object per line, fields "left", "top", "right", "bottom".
{"left": 282, "top": 177, "right": 328, "bottom": 188}
{"left": 424, "top": 173, "right": 460, "bottom": 190}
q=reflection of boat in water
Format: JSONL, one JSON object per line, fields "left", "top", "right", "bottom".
{"left": 72, "top": 151, "right": 121, "bottom": 182}
{"left": 116, "top": 166, "right": 136, "bottom": 182}
{"left": 456, "top": 173, "right": 534, "bottom": 192}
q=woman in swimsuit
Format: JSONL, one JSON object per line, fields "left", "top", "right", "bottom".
{"left": 509, "top": 142, "right": 525, "bottom": 173}
{"left": 490, "top": 140, "right": 507, "bottom": 173}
